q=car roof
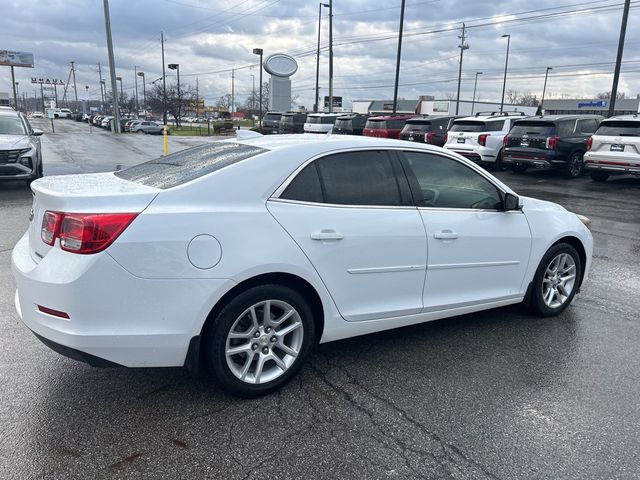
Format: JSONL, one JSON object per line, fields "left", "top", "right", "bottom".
{"left": 306, "top": 113, "right": 343, "bottom": 117}
{"left": 520, "top": 114, "right": 604, "bottom": 122}
{"left": 600, "top": 114, "right": 640, "bottom": 122}
{"left": 367, "top": 114, "right": 415, "bottom": 121}
{"left": 0, "top": 109, "right": 20, "bottom": 117}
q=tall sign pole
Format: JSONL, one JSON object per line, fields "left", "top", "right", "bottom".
{"left": 608, "top": 0, "right": 630, "bottom": 118}
{"left": 102, "top": 0, "right": 121, "bottom": 133}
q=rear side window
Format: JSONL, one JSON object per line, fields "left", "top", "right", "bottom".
{"left": 483, "top": 120, "right": 505, "bottom": 132}
{"left": 115, "top": 142, "right": 268, "bottom": 189}
{"left": 596, "top": 121, "right": 640, "bottom": 137}
{"left": 578, "top": 119, "right": 599, "bottom": 134}
{"left": 281, "top": 151, "right": 405, "bottom": 206}
{"left": 555, "top": 121, "right": 576, "bottom": 137}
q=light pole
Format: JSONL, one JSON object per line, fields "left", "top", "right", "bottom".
{"left": 252, "top": 48, "right": 263, "bottom": 130}
{"left": 250, "top": 73, "right": 255, "bottom": 121}
{"left": 168, "top": 63, "right": 180, "bottom": 124}
{"left": 116, "top": 76, "right": 123, "bottom": 108}
{"left": 103, "top": 0, "right": 121, "bottom": 132}
{"left": 609, "top": 0, "right": 630, "bottom": 117}
{"left": 499, "top": 34, "right": 511, "bottom": 113}
{"left": 137, "top": 71, "right": 146, "bottom": 117}
{"left": 100, "top": 79, "right": 106, "bottom": 112}
{"left": 134, "top": 65, "right": 140, "bottom": 117}
{"left": 392, "top": 0, "right": 406, "bottom": 114}
{"left": 455, "top": 23, "right": 468, "bottom": 115}
{"left": 315, "top": 2, "right": 329, "bottom": 113}
{"left": 471, "top": 71, "right": 482, "bottom": 115}
{"left": 14, "top": 82, "right": 20, "bottom": 111}
{"left": 328, "top": 0, "right": 333, "bottom": 113}
{"left": 541, "top": 67, "right": 552, "bottom": 113}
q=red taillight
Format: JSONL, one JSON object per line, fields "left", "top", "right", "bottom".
{"left": 503, "top": 135, "right": 509, "bottom": 147}
{"left": 546, "top": 135, "right": 560, "bottom": 150}
{"left": 37, "top": 305, "right": 70, "bottom": 319}
{"left": 425, "top": 132, "right": 435, "bottom": 144}
{"left": 478, "top": 133, "right": 490, "bottom": 146}
{"left": 586, "top": 136, "right": 593, "bottom": 151}
{"left": 41, "top": 211, "right": 62, "bottom": 246}
{"left": 41, "top": 211, "right": 137, "bottom": 254}
{"left": 444, "top": 133, "right": 448, "bottom": 143}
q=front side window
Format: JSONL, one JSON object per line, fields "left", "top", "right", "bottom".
{"left": 401, "top": 151, "right": 503, "bottom": 210}
{"left": 280, "top": 150, "right": 405, "bottom": 206}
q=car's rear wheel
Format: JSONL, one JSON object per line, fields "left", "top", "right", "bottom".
{"left": 137, "top": 129, "right": 145, "bottom": 134}
{"left": 564, "top": 152, "right": 584, "bottom": 178}
{"left": 590, "top": 171, "right": 609, "bottom": 182}
{"left": 530, "top": 243, "right": 582, "bottom": 317}
{"left": 205, "top": 284, "right": 316, "bottom": 397}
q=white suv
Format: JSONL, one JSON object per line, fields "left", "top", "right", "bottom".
{"left": 444, "top": 112, "right": 528, "bottom": 169}
{"left": 584, "top": 114, "right": 640, "bottom": 182}
{"left": 303, "top": 113, "right": 342, "bottom": 133}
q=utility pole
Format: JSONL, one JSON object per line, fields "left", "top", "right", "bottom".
{"left": 541, "top": 67, "right": 552, "bottom": 113}
{"left": 10, "top": 67, "right": 18, "bottom": 111}
{"left": 499, "top": 34, "right": 511, "bottom": 113}
{"left": 71, "top": 61, "right": 78, "bottom": 109}
{"left": 471, "top": 71, "right": 482, "bottom": 115}
{"left": 231, "top": 68, "right": 235, "bottom": 119}
{"left": 315, "top": 3, "right": 329, "bottom": 113}
{"left": 161, "top": 31, "right": 167, "bottom": 125}
{"left": 98, "top": 62, "right": 105, "bottom": 111}
{"left": 392, "top": 0, "right": 406, "bottom": 114}
{"left": 134, "top": 65, "right": 139, "bottom": 116}
{"left": 608, "top": 0, "right": 630, "bottom": 118}
{"left": 455, "top": 23, "right": 468, "bottom": 115}
{"left": 328, "top": 0, "right": 333, "bottom": 113}
{"left": 196, "top": 77, "right": 199, "bottom": 120}
{"left": 103, "top": 0, "right": 121, "bottom": 133}
{"left": 40, "top": 83, "right": 45, "bottom": 112}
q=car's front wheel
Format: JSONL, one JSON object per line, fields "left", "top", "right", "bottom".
{"left": 530, "top": 243, "right": 582, "bottom": 317}
{"left": 205, "top": 284, "right": 316, "bottom": 397}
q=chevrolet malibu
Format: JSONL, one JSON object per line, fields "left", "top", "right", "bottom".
{"left": 12, "top": 133, "right": 593, "bottom": 397}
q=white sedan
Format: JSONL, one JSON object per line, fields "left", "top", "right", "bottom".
{"left": 12, "top": 133, "right": 592, "bottom": 397}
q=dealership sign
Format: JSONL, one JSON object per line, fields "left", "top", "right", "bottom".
{"left": 0, "top": 50, "right": 34, "bottom": 67}
{"left": 324, "top": 96, "right": 342, "bottom": 108}
{"left": 578, "top": 100, "right": 607, "bottom": 108}
{"left": 31, "top": 78, "right": 64, "bottom": 85}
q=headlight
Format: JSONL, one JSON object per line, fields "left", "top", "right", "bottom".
{"left": 576, "top": 214, "right": 591, "bottom": 230}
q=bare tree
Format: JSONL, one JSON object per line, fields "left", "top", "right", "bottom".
{"left": 146, "top": 82, "right": 196, "bottom": 125}
{"left": 596, "top": 91, "right": 626, "bottom": 100}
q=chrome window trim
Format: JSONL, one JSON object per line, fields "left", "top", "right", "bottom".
{"left": 268, "top": 197, "right": 417, "bottom": 211}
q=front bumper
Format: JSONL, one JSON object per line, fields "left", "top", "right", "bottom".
{"left": 11, "top": 233, "right": 231, "bottom": 368}
{"left": 0, "top": 160, "right": 35, "bottom": 180}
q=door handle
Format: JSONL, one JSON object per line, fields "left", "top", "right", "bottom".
{"left": 433, "top": 230, "right": 458, "bottom": 240}
{"left": 310, "top": 230, "right": 344, "bottom": 241}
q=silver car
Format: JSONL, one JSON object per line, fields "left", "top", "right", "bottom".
{"left": 130, "top": 121, "right": 169, "bottom": 135}
{"left": 0, "top": 109, "right": 43, "bottom": 185}
{"left": 584, "top": 115, "right": 640, "bottom": 181}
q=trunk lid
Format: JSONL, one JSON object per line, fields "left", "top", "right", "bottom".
{"left": 28, "top": 172, "right": 159, "bottom": 262}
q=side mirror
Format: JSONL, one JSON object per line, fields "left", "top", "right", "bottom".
{"left": 504, "top": 192, "right": 522, "bottom": 211}
{"left": 32, "top": 128, "right": 44, "bottom": 136}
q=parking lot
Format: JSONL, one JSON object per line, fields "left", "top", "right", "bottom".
{"left": 1, "top": 119, "right": 639, "bottom": 479}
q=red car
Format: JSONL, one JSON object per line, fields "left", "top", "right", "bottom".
{"left": 363, "top": 115, "right": 414, "bottom": 139}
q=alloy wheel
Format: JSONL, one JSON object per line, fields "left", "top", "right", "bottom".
{"left": 541, "top": 253, "right": 577, "bottom": 309}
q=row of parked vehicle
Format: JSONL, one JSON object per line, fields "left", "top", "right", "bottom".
{"left": 84, "top": 114, "right": 167, "bottom": 135}
{"left": 258, "top": 110, "right": 640, "bottom": 181}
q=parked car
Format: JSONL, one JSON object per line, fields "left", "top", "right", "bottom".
{"left": 260, "top": 112, "right": 283, "bottom": 134}
{"left": 303, "top": 113, "right": 342, "bottom": 134}
{"left": 0, "top": 109, "right": 44, "bottom": 185}
{"left": 363, "top": 115, "right": 414, "bottom": 139}
{"left": 502, "top": 115, "right": 603, "bottom": 178}
{"left": 46, "top": 108, "right": 72, "bottom": 119}
{"left": 333, "top": 113, "right": 369, "bottom": 135}
{"left": 30, "top": 112, "right": 44, "bottom": 119}
{"left": 279, "top": 112, "right": 307, "bottom": 134}
{"left": 12, "top": 134, "right": 593, "bottom": 397}
{"left": 399, "top": 116, "right": 460, "bottom": 146}
{"left": 583, "top": 115, "right": 640, "bottom": 182}
{"left": 131, "top": 121, "right": 168, "bottom": 135}
{"left": 444, "top": 112, "right": 527, "bottom": 169}
{"left": 100, "top": 116, "right": 114, "bottom": 128}
{"left": 124, "top": 120, "right": 142, "bottom": 132}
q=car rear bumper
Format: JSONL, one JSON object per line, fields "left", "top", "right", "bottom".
{"left": 584, "top": 153, "right": 640, "bottom": 175}
{"left": 502, "top": 151, "right": 566, "bottom": 169}
{"left": 444, "top": 146, "right": 496, "bottom": 163}
{"left": 11, "top": 233, "right": 231, "bottom": 368}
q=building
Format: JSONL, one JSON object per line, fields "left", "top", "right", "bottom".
{"left": 0, "top": 92, "right": 10, "bottom": 107}
{"left": 351, "top": 98, "right": 538, "bottom": 117}
{"left": 542, "top": 98, "right": 640, "bottom": 116}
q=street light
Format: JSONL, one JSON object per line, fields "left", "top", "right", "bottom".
{"left": 499, "top": 34, "right": 511, "bottom": 113}
{"left": 471, "top": 72, "right": 482, "bottom": 115}
{"left": 116, "top": 76, "right": 123, "bottom": 109}
{"left": 541, "top": 67, "right": 552, "bottom": 113}
{"left": 134, "top": 65, "right": 140, "bottom": 117}
{"left": 252, "top": 48, "right": 263, "bottom": 130}
{"left": 315, "top": 2, "right": 330, "bottom": 113}
{"left": 137, "top": 71, "right": 146, "bottom": 118}
{"left": 168, "top": 63, "right": 180, "bottom": 124}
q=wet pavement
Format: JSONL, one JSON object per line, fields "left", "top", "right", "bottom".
{"left": 0, "top": 120, "right": 639, "bottom": 479}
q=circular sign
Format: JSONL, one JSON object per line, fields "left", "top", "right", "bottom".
{"left": 263, "top": 54, "right": 298, "bottom": 77}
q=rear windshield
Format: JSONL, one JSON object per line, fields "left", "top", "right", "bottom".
{"left": 401, "top": 120, "right": 432, "bottom": 134}
{"left": 450, "top": 120, "right": 504, "bottom": 132}
{"left": 510, "top": 121, "right": 556, "bottom": 136}
{"left": 596, "top": 121, "right": 640, "bottom": 137}
{"left": 335, "top": 118, "right": 352, "bottom": 129}
{"left": 263, "top": 113, "right": 281, "bottom": 122}
{"left": 115, "top": 142, "right": 268, "bottom": 189}
{"left": 365, "top": 119, "right": 405, "bottom": 130}
{"left": 280, "top": 116, "right": 294, "bottom": 125}
{"left": 307, "top": 116, "right": 337, "bottom": 125}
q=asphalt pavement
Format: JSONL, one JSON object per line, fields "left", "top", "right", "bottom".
{"left": 0, "top": 119, "right": 638, "bottom": 480}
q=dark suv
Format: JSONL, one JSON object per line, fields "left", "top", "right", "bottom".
{"left": 363, "top": 115, "right": 414, "bottom": 139}
{"left": 399, "top": 116, "right": 459, "bottom": 146}
{"left": 503, "top": 115, "right": 603, "bottom": 178}
{"left": 333, "top": 113, "right": 369, "bottom": 135}
{"left": 279, "top": 112, "right": 307, "bottom": 134}
{"left": 260, "top": 112, "right": 284, "bottom": 134}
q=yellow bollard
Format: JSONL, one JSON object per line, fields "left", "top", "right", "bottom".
{"left": 163, "top": 125, "right": 169, "bottom": 156}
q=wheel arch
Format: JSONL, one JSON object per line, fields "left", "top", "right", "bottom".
{"left": 551, "top": 235, "right": 587, "bottom": 287}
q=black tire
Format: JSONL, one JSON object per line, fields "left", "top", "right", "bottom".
{"left": 529, "top": 243, "right": 582, "bottom": 317}
{"left": 590, "top": 171, "right": 609, "bottom": 182}
{"left": 564, "top": 151, "right": 584, "bottom": 178}
{"left": 512, "top": 164, "right": 528, "bottom": 174}
{"left": 493, "top": 150, "right": 508, "bottom": 171}
{"left": 205, "top": 284, "right": 316, "bottom": 397}
{"left": 137, "top": 129, "right": 145, "bottom": 134}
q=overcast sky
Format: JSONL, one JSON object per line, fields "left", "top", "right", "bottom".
{"left": 1, "top": 0, "right": 638, "bottom": 109}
